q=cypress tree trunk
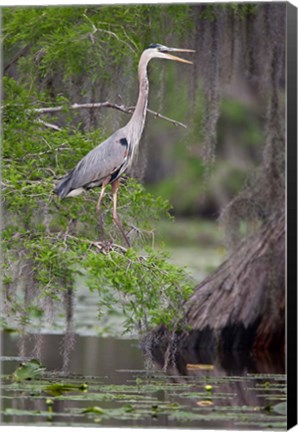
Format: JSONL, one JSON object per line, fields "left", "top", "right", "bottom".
{"left": 148, "top": 211, "right": 285, "bottom": 355}
{"left": 182, "top": 211, "right": 285, "bottom": 352}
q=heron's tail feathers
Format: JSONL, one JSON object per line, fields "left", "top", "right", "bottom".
{"left": 54, "top": 170, "right": 74, "bottom": 198}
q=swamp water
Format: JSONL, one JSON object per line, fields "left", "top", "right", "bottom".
{"left": 1, "top": 333, "right": 286, "bottom": 429}
{"left": 1, "top": 221, "right": 286, "bottom": 429}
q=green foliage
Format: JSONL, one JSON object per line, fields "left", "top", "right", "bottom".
{"left": 85, "top": 245, "right": 193, "bottom": 333}
{"left": 3, "top": 158, "right": 193, "bottom": 334}
{"left": 3, "top": 5, "right": 192, "bottom": 93}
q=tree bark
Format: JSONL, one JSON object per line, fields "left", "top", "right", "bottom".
{"left": 183, "top": 211, "right": 285, "bottom": 352}
{"left": 150, "top": 211, "right": 285, "bottom": 354}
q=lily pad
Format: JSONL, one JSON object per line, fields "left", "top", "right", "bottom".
{"left": 196, "top": 400, "right": 214, "bottom": 407}
{"left": 44, "top": 382, "right": 88, "bottom": 396}
{"left": 82, "top": 406, "right": 105, "bottom": 414}
{"left": 12, "top": 359, "right": 46, "bottom": 382}
{"left": 186, "top": 364, "right": 214, "bottom": 370}
{"left": 271, "top": 402, "right": 287, "bottom": 416}
{"left": 1, "top": 345, "right": 287, "bottom": 430}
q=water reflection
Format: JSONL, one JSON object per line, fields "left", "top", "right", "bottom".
{"left": 1, "top": 332, "right": 286, "bottom": 429}
{"left": 2, "top": 332, "right": 284, "bottom": 376}
{"left": 148, "top": 340, "right": 285, "bottom": 376}
{"left": 2, "top": 333, "right": 143, "bottom": 379}
{"left": 142, "top": 327, "right": 285, "bottom": 376}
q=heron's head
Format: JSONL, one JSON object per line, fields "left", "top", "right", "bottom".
{"left": 145, "top": 43, "right": 195, "bottom": 64}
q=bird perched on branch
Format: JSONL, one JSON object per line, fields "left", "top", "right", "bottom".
{"left": 54, "top": 43, "right": 194, "bottom": 247}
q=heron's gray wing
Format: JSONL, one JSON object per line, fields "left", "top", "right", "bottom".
{"left": 71, "top": 131, "right": 129, "bottom": 189}
{"left": 55, "top": 130, "right": 129, "bottom": 197}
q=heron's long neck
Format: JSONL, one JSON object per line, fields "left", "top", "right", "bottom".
{"left": 127, "top": 56, "right": 149, "bottom": 143}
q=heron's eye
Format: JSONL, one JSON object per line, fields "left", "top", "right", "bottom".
{"left": 158, "top": 45, "right": 169, "bottom": 53}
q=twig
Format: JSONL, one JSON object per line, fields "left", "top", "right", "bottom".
{"left": 35, "top": 118, "right": 62, "bottom": 131}
{"left": 146, "top": 108, "right": 187, "bottom": 128}
{"left": 4, "top": 45, "right": 30, "bottom": 72}
{"left": 32, "top": 101, "right": 130, "bottom": 114}
{"left": 82, "top": 13, "right": 136, "bottom": 53}
{"left": 31, "top": 102, "right": 187, "bottom": 128}
{"left": 63, "top": 233, "right": 128, "bottom": 254}
{"left": 63, "top": 218, "right": 76, "bottom": 252}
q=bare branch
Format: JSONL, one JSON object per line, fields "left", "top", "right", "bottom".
{"left": 35, "top": 118, "right": 62, "bottom": 131}
{"left": 31, "top": 102, "right": 187, "bottom": 128}
{"left": 4, "top": 45, "right": 31, "bottom": 73}
{"left": 63, "top": 233, "right": 128, "bottom": 254}
{"left": 146, "top": 108, "right": 187, "bottom": 129}
{"left": 32, "top": 101, "right": 131, "bottom": 114}
{"left": 82, "top": 13, "right": 136, "bottom": 53}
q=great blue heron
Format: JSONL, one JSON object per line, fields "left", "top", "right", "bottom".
{"left": 54, "top": 43, "right": 194, "bottom": 247}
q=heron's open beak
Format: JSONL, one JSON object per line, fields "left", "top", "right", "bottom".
{"left": 163, "top": 48, "right": 195, "bottom": 64}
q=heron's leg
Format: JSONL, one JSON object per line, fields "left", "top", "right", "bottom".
{"left": 112, "top": 179, "right": 130, "bottom": 248}
{"left": 96, "top": 179, "right": 109, "bottom": 241}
